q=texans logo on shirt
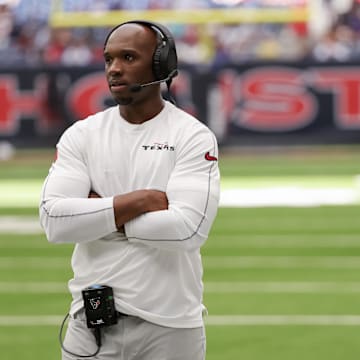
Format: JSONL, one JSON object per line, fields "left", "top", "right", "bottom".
{"left": 142, "top": 142, "right": 175, "bottom": 151}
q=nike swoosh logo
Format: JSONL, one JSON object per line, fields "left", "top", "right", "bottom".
{"left": 205, "top": 152, "right": 218, "bottom": 161}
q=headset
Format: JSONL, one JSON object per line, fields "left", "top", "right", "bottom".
{"left": 103, "top": 20, "right": 178, "bottom": 83}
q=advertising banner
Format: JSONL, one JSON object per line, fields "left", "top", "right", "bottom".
{"left": 1, "top": 62, "right": 360, "bottom": 147}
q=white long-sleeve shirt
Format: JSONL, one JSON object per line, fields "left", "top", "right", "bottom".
{"left": 39, "top": 101, "right": 220, "bottom": 328}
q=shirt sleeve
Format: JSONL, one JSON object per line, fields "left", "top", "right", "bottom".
{"left": 125, "top": 126, "right": 220, "bottom": 252}
{"left": 39, "top": 124, "right": 117, "bottom": 244}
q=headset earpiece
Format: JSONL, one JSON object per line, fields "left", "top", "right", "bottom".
{"left": 149, "top": 22, "right": 177, "bottom": 80}
{"left": 152, "top": 41, "right": 166, "bottom": 80}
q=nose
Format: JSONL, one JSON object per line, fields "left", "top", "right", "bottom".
{"left": 107, "top": 57, "right": 123, "bottom": 75}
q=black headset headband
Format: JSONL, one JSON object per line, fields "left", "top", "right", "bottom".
{"left": 104, "top": 20, "right": 178, "bottom": 81}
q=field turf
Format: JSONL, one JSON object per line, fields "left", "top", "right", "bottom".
{"left": 1, "top": 146, "right": 360, "bottom": 359}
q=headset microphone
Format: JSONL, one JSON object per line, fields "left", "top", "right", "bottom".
{"left": 129, "top": 70, "right": 178, "bottom": 93}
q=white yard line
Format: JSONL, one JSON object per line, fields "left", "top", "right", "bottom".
{"left": 0, "top": 216, "right": 43, "bottom": 234}
{"left": 1, "top": 315, "right": 360, "bottom": 326}
{"left": 0, "top": 186, "right": 358, "bottom": 234}
{"left": 0, "top": 186, "right": 359, "bottom": 234}
{"left": 220, "top": 188, "right": 358, "bottom": 207}
{"left": 3, "top": 281, "right": 360, "bottom": 294}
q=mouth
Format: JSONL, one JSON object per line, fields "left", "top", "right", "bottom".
{"left": 109, "top": 80, "right": 128, "bottom": 92}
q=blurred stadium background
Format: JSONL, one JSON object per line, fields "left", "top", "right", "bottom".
{"left": 2, "top": 0, "right": 360, "bottom": 359}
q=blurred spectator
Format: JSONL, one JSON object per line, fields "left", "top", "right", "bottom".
{"left": 61, "top": 36, "right": 93, "bottom": 66}
{"left": 0, "top": 1, "right": 23, "bottom": 65}
{"left": 211, "top": 35, "right": 232, "bottom": 70}
{"left": 308, "top": 0, "right": 358, "bottom": 62}
{"left": 13, "top": 0, "right": 50, "bottom": 23}
{"left": 176, "top": 25, "right": 213, "bottom": 65}
{"left": 277, "top": 23, "right": 309, "bottom": 60}
{"left": 171, "top": 0, "right": 208, "bottom": 9}
{"left": 63, "top": 0, "right": 116, "bottom": 12}
{"left": 340, "top": 0, "right": 360, "bottom": 31}
{"left": 311, "top": 24, "right": 353, "bottom": 62}
{"left": 0, "top": 2, "right": 14, "bottom": 49}
{"left": 1, "top": 0, "right": 359, "bottom": 68}
{"left": 42, "top": 28, "right": 72, "bottom": 64}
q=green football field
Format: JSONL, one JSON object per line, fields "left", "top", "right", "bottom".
{"left": 1, "top": 146, "right": 360, "bottom": 359}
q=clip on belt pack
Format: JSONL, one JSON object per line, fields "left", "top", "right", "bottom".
{"left": 82, "top": 284, "right": 118, "bottom": 328}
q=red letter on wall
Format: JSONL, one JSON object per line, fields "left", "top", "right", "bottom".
{"left": 0, "top": 76, "right": 44, "bottom": 135}
{"left": 239, "top": 67, "right": 317, "bottom": 132}
{"left": 312, "top": 67, "right": 360, "bottom": 129}
{"left": 67, "top": 73, "right": 109, "bottom": 120}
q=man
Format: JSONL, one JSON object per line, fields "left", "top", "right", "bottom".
{"left": 40, "top": 20, "right": 220, "bottom": 360}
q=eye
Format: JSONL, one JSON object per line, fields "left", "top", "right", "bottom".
{"left": 124, "top": 53, "right": 134, "bottom": 62}
{"left": 104, "top": 55, "right": 112, "bottom": 65}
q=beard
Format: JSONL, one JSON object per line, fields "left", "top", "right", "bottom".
{"left": 112, "top": 95, "right": 133, "bottom": 106}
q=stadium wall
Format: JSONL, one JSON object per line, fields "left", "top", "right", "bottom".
{"left": 1, "top": 61, "right": 360, "bottom": 148}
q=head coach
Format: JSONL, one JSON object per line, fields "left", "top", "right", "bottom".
{"left": 40, "top": 20, "right": 220, "bottom": 360}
